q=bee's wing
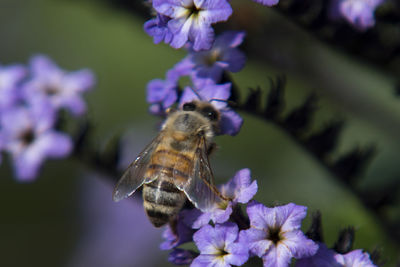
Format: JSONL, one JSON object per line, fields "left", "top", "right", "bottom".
{"left": 175, "top": 136, "right": 223, "bottom": 212}
{"left": 112, "top": 132, "right": 164, "bottom": 202}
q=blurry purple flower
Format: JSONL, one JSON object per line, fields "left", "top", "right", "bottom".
{"left": 296, "top": 243, "right": 341, "bottom": 267}
{"left": 179, "top": 83, "right": 243, "bottom": 135}
{"left": 192, "top": 222, "right": 249, "bottom": 267}
{"left": 144, "top": 14, "right": 174, "bottom": 44}
{"left": 188, "top": 31, "right": 246, "bottom": 82}
{"left": 22, "top": 55, "right": 95, "bottom": 116}
{"left": 0, "top": 64, "right": 26, "bottom": 110}
{"left": 252, "top": 0, "right": 279, "bottom": 6}
{"left": 152, "top": 0, "right": 232, "bottom": 51}
{"left": 147, "top": 78, "right": 177, "bottom": 115}
{"left": 0, "top": 99, "right": 72, "bottom": 181}
{"left": 68, "top": 174, "right": 163, "bottom": 267}
{"left": 160, "top": 209, "right": 196, "bottom": 250}
{"left": 189, "top": 168, "right": 257, "bottom": 229}
{"left": 147, "top": 58, "right": 194, "bottom": 115}
{"left": 334, "top": 249, "right": 377, "bottom": 267}
{"left": 169, "top": 248, "right": 198, "bottom": 265}
{"left": 330, "top": 0, "right": 384, "bottom": 31}
{"left": 240, "top": 201, "right": 318, "bottom": 267}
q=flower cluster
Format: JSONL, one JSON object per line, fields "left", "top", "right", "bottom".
{"left": 157, "top": 169, "right": 377, "bottom": 267}
{"left": 0, "top": 55, "right": 95, "bottom": 181}
{"left": 146, "top": 30, "right": 246, "bottom": 135}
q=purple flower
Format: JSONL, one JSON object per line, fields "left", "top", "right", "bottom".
{"left": 160, "top": 209, "right": 196, "bottom": 250}
{"left": 168, "top": 248, "right": 198, "bottom": 265}
{"left": 252, "top": 0, "right": 279, "bottom": 6}
{"left": 192, "top": 222, "right": 249, "bottom": 267}
{"left": 0, "top": 99, "right": 72, "bottom": 181}
{"left": 188, "top": 31, "right": 246, "bottom": 82}
{"left": 0, "top": 64, "right": 26, "bottom": 110}
{"left": 22, "top": 55, "right": 95, "bottom": 116}
{"left": 152, "top": 0, "right": 233, "bottom": 51}
{"left": 147, "top": 58, "right": 194, "bottom": 115}
{"left": 144, "top": 14, "right": 174, "bottom": 44}
{"left": 189, "top": 168, "right": 257, "bottom": 229}
{"left": 330, "top": 0, "right": 384, "bottom": 31}
{"left": 296, "top": 243, "right": 341, "bottom": 267}
{"left": 334, "top": 249, "right": 377, "bottom": 267}
{"left": 179, "top": 83, "right": 243, "bottom": 135}
{"left": 240, "top": 201, "right": 318, "bottom": 267}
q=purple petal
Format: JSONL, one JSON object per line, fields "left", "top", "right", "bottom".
{"left": 38, "top": 131, "right": 73, "bottom": 158}
{"left": 214, "top": 31, "right": 246, "bottom": 48}
{"left": 262, "top": 245, "right": 292, "bottom": 267}
{"left": 278, "top": 203, "right": 307, "bottom": 232}
{"left": 296, "top": 243, "right": 341, "bottom": 267}
{"left": 252, "top": 0, "right": 279, "bottom": 6}
{"left": 197, "top": 0, "right": 233, "bottom": 24}
{"left": 12, "top": 142, "right": 46, "bottom": 181}
{"left": 160, "top": 211, "right": 195, "bottom": 250}
{"left": 191, "top": 202, "right": 233, "bottom": 229}
{"left": 190, "top": 20, "right": 214, "bottom": 51}
{"left": 281, "top": 230, "right": 318, "bottom": 259}
{"left": 223, "top": 48, "right": 246, "bottom": 73}
{"left": 335, "top": 249, "right": 377, "bottom": 267}
{"left": 168, "top": 249, "right": 197, "bottom": 265}
{"left": 63, "top": 69, "right": 95, "bottom": 93}
{"left": 224, "top": 242, "right": 249, "bottom": 266}
{"left": 220, "top": 168, "right": 257, "bottom": 204}
{"left": 219, "top": 109, "right": 243, "bottom": 136}
{"left": 239, "top": 228, "right": 271, "bottom": 257}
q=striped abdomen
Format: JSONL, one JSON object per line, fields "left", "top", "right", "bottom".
{"left": 142, "top": 177, "right": 186, "bottom": 227}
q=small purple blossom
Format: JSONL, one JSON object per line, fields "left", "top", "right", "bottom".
{"left": 240, "top": 201, "right": 318, "bottom": 267}
{"left": 0, "top": 64, "right": 26, "bottom": 110}
{"left": 152, "top": 0, "right": 233, "bottom": 51}
{"left": 188, "top": 31, "right": 246, "bottom": 82}
{"left": 179, "top": 84, "right": 243, "bottom": 136}
{"left": 192, "top": 222, "right": 249, "bottom": 267}
{"left": 22, "top": 55, "right": 95, "bottom": 116}
{"left": 252, "top": 0, "right": 279, "bottom": 6}
{"left": 189, "top": 168, "right": 257, "bottom": 229}
{"left": 147, "top": 58, "right": 194, "bottom": 115}
{"left": 330, "top": 0, "right": 384, "bottom": 31}
{"left": 334, "top": 249, "right": 377, "bottom": 267}
{"left": 0, "top": 99, "right": 72, "bottom": 181}
{"left": 144, "top": 14, "right": 173, "bottom": 45}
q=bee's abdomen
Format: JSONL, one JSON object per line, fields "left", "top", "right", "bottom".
{"left": 142, "top": 179, "right": 185, "bottom": 227}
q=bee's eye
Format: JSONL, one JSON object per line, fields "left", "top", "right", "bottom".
{"left": 201, "top": 107, "right": 218, "bottom": 121}
{"left": 183, "top": 102, "right": 196, "bottom": 111}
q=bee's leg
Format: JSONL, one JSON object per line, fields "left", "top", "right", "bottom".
{"left": 207, "top": 142, "right": 218, "bottom": 156}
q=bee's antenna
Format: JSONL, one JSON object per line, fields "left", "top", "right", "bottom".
{"left": 188, "top": 87, "right": 205, "bottom": 101}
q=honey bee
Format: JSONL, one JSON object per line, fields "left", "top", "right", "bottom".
{"left": 112, "top": 101, "right": 226, "bottom": 227}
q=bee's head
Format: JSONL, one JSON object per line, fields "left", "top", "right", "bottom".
{"left": 181, "top": 101, "right": 221, "bottom": 135}
{"left": 182, "top": 101, "right": 220, "bottom": 122}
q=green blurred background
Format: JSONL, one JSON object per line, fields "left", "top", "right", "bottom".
{"left": 0, "top": 0, "right": 399, "bottom": 266}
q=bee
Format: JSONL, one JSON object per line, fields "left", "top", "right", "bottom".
{"left": 112, "top": 100, "right": 226, "bottom": 227}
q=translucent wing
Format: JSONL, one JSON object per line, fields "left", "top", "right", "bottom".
{"left": 175, "top": 136, "right": 223, "bottom": 212}
{"left": 112, "top": 132, "right": 164, "bottom": 202}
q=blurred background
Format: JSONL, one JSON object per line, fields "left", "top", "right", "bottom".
{"left": 0, "top": 0, "right": 399, "bottom": 266}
